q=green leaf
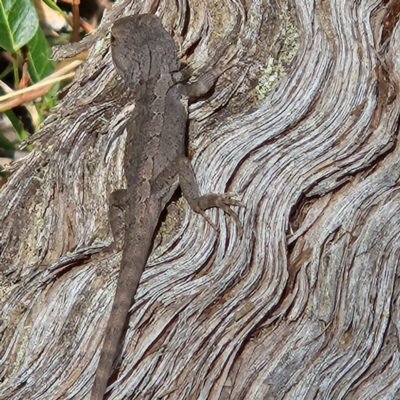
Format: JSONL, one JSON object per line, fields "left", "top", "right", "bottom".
{"left": 27, "top": 26, "right": 54, "bottom": 83}
{"left": 27, "top": 26, "right": 57, "bottom": 122}
{"left": 41, "top": 0, "right": 69, "bottom": 24}
{"left": 4, "top": 109, "right": 27, "bottom": 140}
{"left": 0, "top": 0, "right": 39, "bottom": 52}
{"left": 0, "top": 131, "right": 16, "bottom": 150}
{"left": 0, "top": 62, "right": 13, "bottom": 80}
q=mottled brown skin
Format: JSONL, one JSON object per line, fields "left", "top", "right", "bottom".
{"left": 90, "top": 14, "right": 242, "bottom": 400}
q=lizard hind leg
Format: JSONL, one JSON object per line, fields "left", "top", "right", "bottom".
{"left": 191, "top": 192, "right": 244, "bottom": 235}
{"left": 105, "top": 189, "right": 127, "bottom": 252}
{"left": 178, "top": 156, "right": 244, "bottom": 235}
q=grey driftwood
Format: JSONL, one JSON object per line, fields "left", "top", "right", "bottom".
{"left": 1, "top": 0, "right": 400, "bottom": 399}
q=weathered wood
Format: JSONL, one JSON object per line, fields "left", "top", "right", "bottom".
{"left": 1, "top": 0, "right": 400, "bottom": 399}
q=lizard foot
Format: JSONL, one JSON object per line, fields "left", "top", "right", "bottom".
{"left": 191, "top": 193, "right": 244, "bottom": 236}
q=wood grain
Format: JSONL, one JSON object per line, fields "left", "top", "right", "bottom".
{"left": 1, "top": 0, "right": 400, "bottom": 399}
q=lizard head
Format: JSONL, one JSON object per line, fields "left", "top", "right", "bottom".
{"left": 111, "top": 14, "right": 180, "bottom": 89}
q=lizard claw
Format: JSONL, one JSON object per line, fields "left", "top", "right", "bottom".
{"left": 192, "top": 192, "right": 244, "bottom": 236}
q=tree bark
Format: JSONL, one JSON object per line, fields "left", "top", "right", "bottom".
{"left": 1, "top": 0, "right": 400, "bottom": 399}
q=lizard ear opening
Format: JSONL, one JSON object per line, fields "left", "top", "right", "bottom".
{"left": 110, "top": 34, "right": 116, "bottom": 44}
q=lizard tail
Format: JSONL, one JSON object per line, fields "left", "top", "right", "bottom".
{"left": 90, "top": 240, "right": 153, "bottom": 399}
